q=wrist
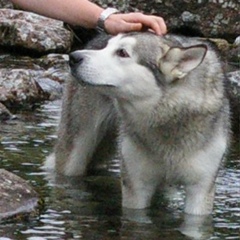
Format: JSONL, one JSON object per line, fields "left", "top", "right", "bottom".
{"left": 96, "top": 7, "right": 119, "bottom": 33}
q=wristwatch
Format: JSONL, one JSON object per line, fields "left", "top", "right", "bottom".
{"left": 96, "top": 7, "right": 120, "bottom": 32}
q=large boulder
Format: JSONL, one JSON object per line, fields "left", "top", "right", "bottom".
{"left": 0, "top": 9, "right": 73, "bottom": 53}
{"left": 0, "top": 169, "right": 39, "bottom": 221}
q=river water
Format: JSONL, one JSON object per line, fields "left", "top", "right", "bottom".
{"left": 0, "top": 100, "right": 239, "bottom": 240}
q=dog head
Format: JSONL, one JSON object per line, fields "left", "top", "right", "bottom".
{"left": 69, "top": 32, "right": 207, "bottom": 101}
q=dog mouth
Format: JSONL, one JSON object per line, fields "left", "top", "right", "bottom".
{"left": 70, "top": 70, "right": 91, "bottom": 86}
{"left": 70, "top": 70, "right": 115, "bottom": 88}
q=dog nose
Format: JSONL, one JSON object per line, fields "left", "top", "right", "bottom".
{"left": 69, "top": 51, "right": 84, "bottom": 67}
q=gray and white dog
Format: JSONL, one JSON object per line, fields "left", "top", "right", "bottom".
{"left": 46, "top": 32, "right": 230, "bottom": 215}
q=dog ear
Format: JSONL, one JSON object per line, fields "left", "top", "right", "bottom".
{"left": 158, "top": 44, "right": 207, "bottom": 81}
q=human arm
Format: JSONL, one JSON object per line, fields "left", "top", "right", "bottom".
{"left": 10, "top": 0, "right": 167, "bottom": 35}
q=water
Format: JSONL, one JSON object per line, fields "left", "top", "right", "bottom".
{"left": 0, "top": 100, "right": 239, "bottom": 240}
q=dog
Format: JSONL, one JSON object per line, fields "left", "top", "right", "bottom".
{"left": 46, "top": 32, "right": 230, "bottom": 215}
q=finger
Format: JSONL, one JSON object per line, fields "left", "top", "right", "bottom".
{"left": 154, "top": 17, "right": 167, "bottom": 35}
{"left": 127, "top": 23, "right": 143, "bottom": 32}
{"left": 123, "top": 13, "right": 167, "bottom": 35}
{"left": 137, "top": 16, "right": 167, "bottom": 35}
{"left": 114, "top": 22, "right": 142, "bottom": 34}
{"left": 105, "top": 17, "right": 142, "bottom": 35}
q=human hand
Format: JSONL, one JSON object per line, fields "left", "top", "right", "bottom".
{"left": 104, "top": 12, "right": 167, "bottom": 35}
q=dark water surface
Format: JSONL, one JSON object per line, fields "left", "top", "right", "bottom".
{"left": 0, "top": 100, "right": 239, "bottom": 240}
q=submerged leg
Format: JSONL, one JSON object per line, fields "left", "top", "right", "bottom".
{"left": 185, "top": 182, "right": 215, "bottom": 215}
{"left": 121, "top": 136, "right": 159, "bottom": 209}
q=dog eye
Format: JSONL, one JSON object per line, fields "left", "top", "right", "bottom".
{"left": 116, "top": 48, "right": 130, "bottom": 58}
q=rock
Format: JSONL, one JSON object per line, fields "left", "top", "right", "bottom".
{"left": 0, "top": 54, "right": 70, "bottom": 108}
{"left": 234, "top": 36, "right": 240, "bottom": 46}
{"left": 204, "top": 37, "right": 239, "bottom": 70}
{"left": 0, "top": 0, "right": 13, "bottom": 8}
{"left": 226, "top": 71, "right": 240, "bottom": 137}
{"left": 0, "top": 68, "right": 49, "bottom": 108}
{"left": 35, "top": 77, "right": 63, "bottom": 100}
{"left": 228, "top": 36, "right": 240, "bottom": 69}
{"left": 208, "top": 38, "right": 230, "bottom": 53}
{"left": 93, "top": 0, "right": 239, "bottom": 41}
{"left": 30, "top": 54, "right": 70, "bottom": 100}
{"left": 0, "top": 9, "right": 73, "bottom": 53}
{"left": 0, "top": 169, "right": 39, "bottom": 221}
{"left": 227, "top": 71, "right": 240, "bottom": 98}
{"left": 0, "top": 102, "right": 14, "bottom": 121}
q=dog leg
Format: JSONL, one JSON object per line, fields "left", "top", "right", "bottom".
{"left": 184, "top": 182, "right": 215, "bottom": 215}
{"left": 54, "top": 81, "right": 115, "bottom": 176}
{"left": 184, "top": 132, "right": 227, "bottom": 215}
{"left": 121, "top": 136, "right": 159, "bottom": 209}
{"left": 62, "top": 129, "right": 104, "bottom": 176}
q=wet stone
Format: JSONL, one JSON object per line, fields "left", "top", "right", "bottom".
{"left": 0, "top": 9, "right": 73, "bottom": 53}
{"left": 0, "top": 102, "right": 14, "bottom": 121}
{"left": 0, "top": 0, "right": 13, "bottom": 8}
{"left": 0, "top": 68, "right": 49, "bottom": 108}
{"left": 0, "top": 169, "right": 39, "bottom": 221}
{"left": 227, "top": 71, "right": 240, "bottom": 95}
{"left": 0, "top": 54, "right": 70, "bottom": 108}
{"left": 226, "top": 70, "right": 240, "bottom": 137}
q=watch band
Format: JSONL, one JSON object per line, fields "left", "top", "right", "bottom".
{"left": 96, "top": 7, "right": 119, "bottom": 32}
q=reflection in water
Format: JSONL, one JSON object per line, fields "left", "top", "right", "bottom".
{"left": 0, "top": 100, "right": 239, "bottom": 239}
